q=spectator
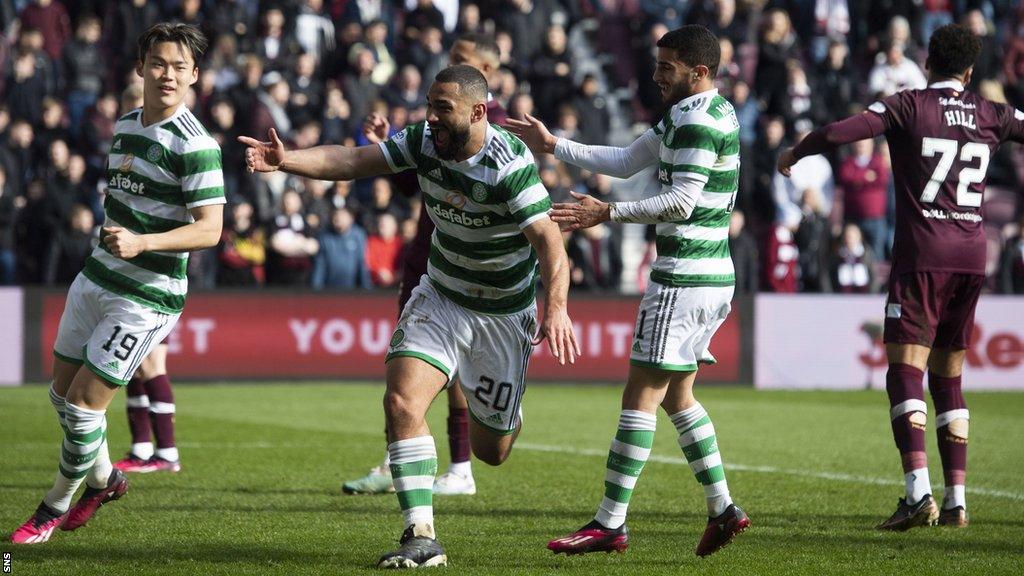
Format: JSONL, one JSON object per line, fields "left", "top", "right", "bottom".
{"left": 998, "top": 214, "right": 1024, "bottom": 295}
{"left": 817, "top": 40, "right": 856, "bottom": 123}
{"left": 366, "top": 212, "right": 402, "bottom": 288}
{"left": 752, "top": 116, "right": 787, "bottom": 224}
{"left": 218, "top": 202, "right": 266, "bottom": 287}
{"left": 502, "top": 0, "right": 552, "bottom": 66}
{"left": 772, "top": 138, "right": 834, "bottom": 230}
{"left": 81, "top": 93, "right": 118, "bottom": 169}
{"left": 342, "top": 45, "right": 383, "bottom": 123}
{"left": 303, "top": 177, "right": 332, "bottom": 233}
{"left": 208, "top": 97, "right": 246, "bottom": 204}
{"left": 963, "top": 10, "right": 1000, "bottom": 89}
{"left": 294, "top": 0, "right": 336, "bottom": 64}
{"left": 0, "top": 165, "right": 21, "bottom": 284}
{"left": 383, "top": 65, "right": 426, "bottom": 112}
{"left": 1, "top": 119, "right": 35, "bottom": 198}
{"left": 6, "top": 50, "right": 47, "bottom": 125}
{"left": 62, "top": 15, "right": 104, "bottom": 138}
{"left": 33, "top": 98, "right": 70, "bottom": 159}
{"left": 506, "top": 92, "right": 534, "bottom": 121}
{"left": 267, "top": 189, "right": 319, "bottom": 286}
{"left": 229, "top": 54, "right": 265, "bottom": 133}
{"left": 44, "top": 203, "right": 95, "bottom": 286}
{"left": 312, "top": 207, "right": 372, "bottom": 289}
{"left": 572, "top": 74, "right": 610, "bottom": 146}
{"left": 567, "top": 223, "right": 617, "bottom": 291}
{"left": 18, "top": 0, "right": 71, "bottom": 62}
{"left": 867, "top": 42, "right": 926, "bottom": 99}
{"left": 256, "top": 8, "right": 300, "bottom": 73}
{"left": 830, "top": 223, "right": 878, "bottom": 294}
{"left": 756, "top": 8, "right": 800, "bottom": 117}
{"left": 327, "top": 179, "right": 362, "bottom": 216}
{"left": 322, "top": 85, "right": 354, "bottom": 145}
{"left": 361, "top": 19, "right": 397, "bottom": 86}
{"left": 729, "top": 211, "right": 759, "bottom": 295}
{"left": 361, "top": 176, "right": 406, "bottom": 230}
{"left": 108, "top": 0, "right": 161, "bottom": 80}
{"left": 794, "top": 188, "right": 833, "bottom": 293}
{"left": 837, "top": 138, "right": 890, "bottom": 259}
{"left": 14, "top": 179, "right": 49, "bottom": 283}
{"left": 404, "top": 25, "right": 445, "bottom": 89}
{"left": 918, "top": 0, "right": 953, "bottom": 46}
{"left": 809, "top": 0, "right": 850, "bottom": 63}
{"left": 530, "top": 24, "right": 574, "bottom": 124}
{"left": 782, "top": 60, "right": 824, "bottom": 133}
{"left": 252, "top": 75, "right": 293, "bottom": 142}
{"left": 288, "top": 52, "right": 325, "bottom": 125}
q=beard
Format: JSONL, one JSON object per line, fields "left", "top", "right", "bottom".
{"left": 431, "top": 122, "right": 471, "bottom": 160}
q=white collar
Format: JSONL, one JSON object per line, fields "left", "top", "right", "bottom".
{"left": 674, "top": 87, "right": 719, "bottom": 110}
{"left": 929, "top": 80, "right": 965, "bottom": 91}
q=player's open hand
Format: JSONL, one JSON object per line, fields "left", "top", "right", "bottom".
{"left": 362, "top": 113, "right": 390, "bottom": 144}
{"left": 550, "top": 191, "right": 611, "bottom": 231}
{"left": 777, "top": 147, "right": 798, "bottom": 177}
{"left": 102, "top": 226, "right": 146, "bottom": 259}
{"left": 505, "top": 114, "right": 557, "bottom": 155}
{"left": 238, "top": 128, "right": 286, "bottom": 173}
{"left": 532, "top": 305, "right": 580, "bottom": 366}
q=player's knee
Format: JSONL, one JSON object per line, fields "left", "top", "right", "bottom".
{"left": 890, "top": 399, "right": 927, "bottom": 431}
{"left": 383, "top": 389, "right": 416, "bottom": 421}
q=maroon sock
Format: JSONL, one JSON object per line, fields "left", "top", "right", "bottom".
{"left": 448, "top": 408, "right": 471, "bottom": 464}
{"left": 929, "top": 373, "right": 968, "bottom": 488}
{"left": 126, "top": 377, "right": 152, "bottom": 446}
{"left": 886, "top": 363, "right": 928, "bottom": 473}
{"left": 144, "top": 375, "right": 176, "bottom": 450}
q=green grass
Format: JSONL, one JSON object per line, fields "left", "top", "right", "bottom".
{"left": 1, "top": 383, "right": 1023, "bottom": 575}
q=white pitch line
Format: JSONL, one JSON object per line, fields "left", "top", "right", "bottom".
{"left": 515, "top": 442, "right": 1024, "bottom": 502}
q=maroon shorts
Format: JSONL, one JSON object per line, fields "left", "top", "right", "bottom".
{"left": 883, "top": 271, "right": 984, "bottom": 349}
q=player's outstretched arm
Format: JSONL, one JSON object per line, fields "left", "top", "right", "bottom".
{"left": 103, "top": 203, "right": 225, "bottom": 258}
{"left": 238, "top": 127, "right": 391, "bottom": 181}
{"left": 506, "top": 114, "right": 659, "bottom": 179}
{"left": 523, "top": 217, "right": 580, "bottom": 366}
{"left": 778, "top": 112, "right": 885, "bottom": 176}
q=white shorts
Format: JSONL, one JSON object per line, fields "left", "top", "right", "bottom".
{"left": 53, "top": 275, "right": 180, "bottom": 386}
{"left": 629, "top": 281, "right": 733, "bottom": 372}
{"left": 387, "top": 277, "right": 537, "bottom": 435}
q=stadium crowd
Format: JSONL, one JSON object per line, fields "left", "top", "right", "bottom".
{"left": 0, "top": 0, "right": 1022, "bottom": 294}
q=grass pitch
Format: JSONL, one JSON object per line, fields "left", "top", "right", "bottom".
{"left": 1, "top": 383, "right": 1023, "bottom": 576}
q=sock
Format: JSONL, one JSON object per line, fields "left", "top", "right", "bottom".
{"left": 594, "top": 409, "right": 656, "bottom": 529}
{"left": 930, "top": 373, "right": 968, "bottom": 510}
{"left": 145, "top": 375, "right": 177, "bottom": 461}
{"left": 388, "top": 436, "right": 437, "bottom": 529}
{"left": 126, "top": 377, "right": 152, "bottom": 453}
{"left": 887, "top": 364, "right": 931, "bottom": 503}
{"left": 44, "top": 403, "right": 107, "bottom": 512}
{"left": 448, "top": 460, "right": 472, "bottom": 477}
{"left": 671, "top": 403, "right": 733, "bottom": 517}
{"left": 447, "top": 407, "right": 472, "bottom": 470}
{"left": 48, "top": 384, "right": 66, "bottom": 428}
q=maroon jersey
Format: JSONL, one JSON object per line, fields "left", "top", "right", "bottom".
{"left": 868, "top": 81, "right": 1024, "bottom": 275}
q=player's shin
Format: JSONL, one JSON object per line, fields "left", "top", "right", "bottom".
{"left": 146, "top": 375, "right": 178, "bottom": 462}
{"left": 125, "top": 377, "right": 154, "bottom": 459}
{"left": 887, "top": 364, "right": 931, "bottom": 504}
{"left": 671, "top": 403, "right": 732, "bottom": 517}
{"left": 929, "top": 373, "right": 968, "bottom": 511}
{"left": 447, "top": 406, "right": 471, "bottom": 476}
{"left": 44, "top": 403, "right": 107, "bottom": 512}
{"left": 594, "top": 410, "right": 656, "bottom": 529}
{"left": 388, "top": 436, "right": 438, "bottom": 535}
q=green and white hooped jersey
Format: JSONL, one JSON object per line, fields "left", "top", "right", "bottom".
{"left": 84, "top": 105, "right": 225, "bottom": 314}
{"left": 379, "top": 122, "right": 552, "bottom": 314}
{"left": 650, "top": 89, "right": 740, "bottom": 288}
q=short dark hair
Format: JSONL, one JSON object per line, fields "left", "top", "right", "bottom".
{"left": 656, "top": 25, "right": 721, "bottom": 77}
{"left": 138, "top": 23, "right": 208, "bottom": 66}
{"left": 927, "top": 23, "right": 981, "bottom": 78}
{"left": 434, "top": 64, "right": 488, "bottom": 103}
{"left": 457, "top": 32, "right": 500, "bottom": 63}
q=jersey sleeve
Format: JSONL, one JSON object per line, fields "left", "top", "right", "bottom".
{"left": 997, "top": 104, "right": 1024, "bottom": 144}
{"left": 180, "top": 135, "right": 226, "bottom": 209}
{"left": 377, "top": 122, "right": 423, "bottom": 173}
{"left": 499, "top": 148, "right": 552, "bottom": 229}
{"left": 866, "top": 91, "right": 913, "bottom": 133}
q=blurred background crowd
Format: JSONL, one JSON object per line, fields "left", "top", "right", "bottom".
{"left": 1, "top": 0, "right": 1023, "bottom": 295}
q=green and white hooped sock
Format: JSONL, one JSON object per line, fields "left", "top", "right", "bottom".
{"left": 594, "top": 409, "right": 656, "bottom": 530}
{"left": 670, "top": 403, "right": 733, "bottom": 517}
{"left": 44, "top": 402, "right": 107, "bottom": 512}
{"left": 388, "top": 436, "right": 438, "bottom": 530}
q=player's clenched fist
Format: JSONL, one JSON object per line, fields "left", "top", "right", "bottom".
{"left": 102, "top": 226, "right": 147, "bottom": 259}
{"left": 237, "top": 128, "right": 286, "bottom": 173}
